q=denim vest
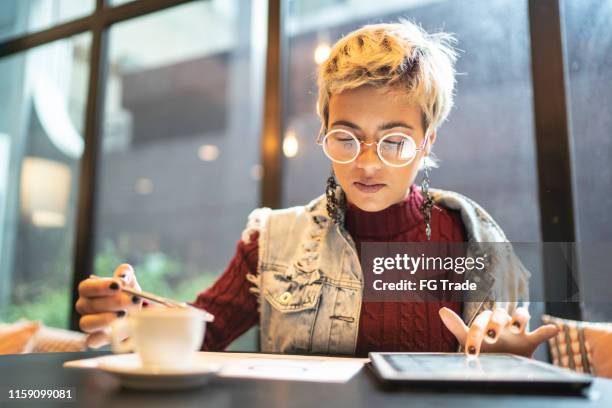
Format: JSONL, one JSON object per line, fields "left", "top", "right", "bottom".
{"left": 241, "top": 188, "right": 530, "bottom": 355}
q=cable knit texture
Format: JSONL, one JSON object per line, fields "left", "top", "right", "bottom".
{"left": 191, "top": 184, "right": 465, "bottom": 354}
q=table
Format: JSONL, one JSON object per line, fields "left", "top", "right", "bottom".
{"left": 0, "top": 351, "right": 610, "bottom": 407}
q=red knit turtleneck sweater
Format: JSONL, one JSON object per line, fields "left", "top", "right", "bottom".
{"left": 191, "top": 185, "right": 466, "bottom": 355}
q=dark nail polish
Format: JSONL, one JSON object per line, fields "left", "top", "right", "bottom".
{"left": 487, "top": 329, "right": 496, "bottom": 339}
{"left": 513, "top": 321, "right": 521, "bottom": 329}
{"left": 109, "top": 282, "right": 119, "bottom": 290}
{"left": 116, "top": 310, "right": 126, "bottom": 318}
{"left": 132, "top": 295, "right": 141, "bottom": 304}
{"left": 468, "top": 346, "right": 476, "bottom": 355}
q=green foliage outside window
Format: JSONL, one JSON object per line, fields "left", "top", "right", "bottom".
{"left": 1, "top": 241, "right": 217, "bottom": 329}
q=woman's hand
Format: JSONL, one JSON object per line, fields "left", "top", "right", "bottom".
{"left": 439, "top": 306, "right": 559, "bottom": 358}
{"left": 76, "top": 264, "right": 143, "bottom": 349}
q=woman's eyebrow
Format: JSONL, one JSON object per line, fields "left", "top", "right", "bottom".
{"left": 378, "top": 121, "right": 414, "bottom": 131}
{"left": 329, "top": 120, "right": 414, "bottom": 131}
{"left": 330, "top": 120, "right": 360, "bottom": 130}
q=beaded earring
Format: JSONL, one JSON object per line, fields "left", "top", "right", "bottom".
{"left": 325, "top": 169, "right": 346, "bottom": 225}
{"left": 419, "top": 160, "right": 434, "bottom": 240}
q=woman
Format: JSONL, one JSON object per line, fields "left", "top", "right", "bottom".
{"left": 76, "top": 21, "right": 558, "bottom": 358}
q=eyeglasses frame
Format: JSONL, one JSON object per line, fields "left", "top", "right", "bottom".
{"left": 316, "top": 128, "right": 431, "bottom": 167}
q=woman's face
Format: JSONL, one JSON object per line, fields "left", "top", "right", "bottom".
{"left": 327, "top": 85, "right": 436, "bottom": 212}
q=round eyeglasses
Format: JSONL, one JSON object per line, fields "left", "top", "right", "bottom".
{"left": 316, "top": 129, "right": 429, "bottom": 167}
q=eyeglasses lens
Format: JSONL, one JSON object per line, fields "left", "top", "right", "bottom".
{"left": 323, "top": 131, "right": 417, "bottom": 166}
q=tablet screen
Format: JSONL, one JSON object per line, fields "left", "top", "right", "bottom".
{"left": 379, "top": 353, "right": 588, "bottom": 381}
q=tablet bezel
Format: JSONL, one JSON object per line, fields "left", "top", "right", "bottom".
{"left": 369, "top": 352, "right": 592, "bottom": 392}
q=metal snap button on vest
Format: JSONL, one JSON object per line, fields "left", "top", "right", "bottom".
{"left": 279, "top": 291, "right": 292, "bottom": 305}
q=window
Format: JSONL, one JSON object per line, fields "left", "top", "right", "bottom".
{"left": 0, "top": 0, "right": 94, "bottom": 42}
{"left": 94, "top": 0, "right": 266, "bottom": 350}
{"left": 281, "top": 0, "right": 549, "bottom": 360}
{"left": 282, "top": 0, "right": 541, "bottom": 242}
{"left": 0, "top": 0, "right": 609, "bottom": 348}
{"left": 0, "top": 34, "right": 91, "bottom": 327}
{"left": 563, "top": 0, "right": 612, "bottom": 321}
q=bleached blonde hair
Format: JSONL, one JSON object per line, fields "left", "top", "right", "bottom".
{"left": 317, "top": 20, "right": 458, "bottom": 140}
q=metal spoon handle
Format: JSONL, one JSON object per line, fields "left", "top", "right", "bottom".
{"left": 88, "top": 274, "right": 214, "bottom": 321}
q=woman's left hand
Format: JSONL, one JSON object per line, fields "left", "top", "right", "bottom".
{"left": 439, "top": 306, "right": 559, "bottom": 358}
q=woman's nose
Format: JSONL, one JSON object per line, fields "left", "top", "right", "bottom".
{"left": 355, "top": 142, "right": 383, "bottom": 172}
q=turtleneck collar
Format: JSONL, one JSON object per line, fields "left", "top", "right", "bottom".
{"left": 344, "top": 184, "right": 424, "bottom": 239}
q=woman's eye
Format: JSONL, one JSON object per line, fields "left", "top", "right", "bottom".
{"left": 384, "top": 135, "right": 406, "bottom": 143}
{"left": 381, "top": 141, "right": 402, "bottom": 151}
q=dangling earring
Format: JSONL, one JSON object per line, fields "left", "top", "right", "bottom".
{"left": 420, "top": 159, "right": 434, "bottom": 240}
{"left": 326, "top": 169, "right": 345, "bottom": 225}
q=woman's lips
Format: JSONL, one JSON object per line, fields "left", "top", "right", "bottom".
{"left": 353, "top": 182, "right": 385, "bottom": 193}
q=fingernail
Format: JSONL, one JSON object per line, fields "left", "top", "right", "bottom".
{"left": 468, "top": 345, "right": 476, "bottom": 355}
{"left": 487, "top": 329, "right": 496, "bottom": 339}
{"left": 116, "top": 310, "right": 126, "bottom": 318}
{"left": 131, "top": 295, "right": 141, "bottom": 304}
{"left": 109, "top": 282, "right": 119, "bottom": 290}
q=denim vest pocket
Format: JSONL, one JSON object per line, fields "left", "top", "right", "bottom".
{"left": 262, "top": 263, "right": 323, "bottom": 312}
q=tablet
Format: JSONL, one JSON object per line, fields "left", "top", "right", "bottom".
{"left": 369, "top": 353, "right": 592, "bottom": 393}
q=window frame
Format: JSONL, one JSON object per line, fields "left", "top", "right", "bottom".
{"left": 0, "top": 0, "right": 583, "bottom": 329}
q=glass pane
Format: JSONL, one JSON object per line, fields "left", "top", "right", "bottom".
{"left": 0, "top": 33, "right": 91, "bottom": 328}
{"left": 282, "top": 0, "right": 547, "bottom": 360}
{"left": 563, "top": 0, "right": 612, "bottom": 320}
{"left": 283, "top": 0, "right": 540, "bottom": 241}
{"left": 0, "top": 0, "right": 94, "bottom": 42}
{"left": 96, "top": 0, "right": 265, "bottom": 350}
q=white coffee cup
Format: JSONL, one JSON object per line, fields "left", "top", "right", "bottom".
{"left": 110, "top": 306, "right": 214, "bottom": 370}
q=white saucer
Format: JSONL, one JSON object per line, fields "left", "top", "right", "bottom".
{"left": 96, "top": 353, "right": 221, "bottom": 391}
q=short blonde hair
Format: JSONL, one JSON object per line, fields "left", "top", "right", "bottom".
{"left": 317, "top": 20, "right": 458, "bottom": 137}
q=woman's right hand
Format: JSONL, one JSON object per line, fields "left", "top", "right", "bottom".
{"left": 76, "top": 264, "right": 143, "bottom": 348}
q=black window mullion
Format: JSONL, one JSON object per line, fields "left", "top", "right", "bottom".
{"left": 70, "top": 0, "right": 108, "bottom": 331}
{"left": 528, "top": 0, "right": 581, "bottom": 320}
{"left": 260, "top": 0, "right": 284, "bottom": 209}
{"left": 0, "top": 16, "right": 93, "bottom": 58}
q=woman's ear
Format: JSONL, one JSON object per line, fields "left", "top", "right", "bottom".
{"left": 425, "top": 131, "right": 437, "bottom": 155}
